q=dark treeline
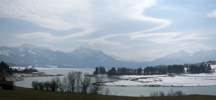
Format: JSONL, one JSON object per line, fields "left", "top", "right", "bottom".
{"left": 0, "top": 61, "right": 14, "bottom": 90}
{"left": 0, "top": 61, "right": 38, "bottom": 74}
{"left": 0, "top": 61, "right": 13, "bottom": 76}
{"left": 94, "top": 62, "right": 213, "bottom": 76}
{"left": 12, "top": 67, "right": 38, "bottom": 74}
{"left": 0, "top": 61, "right": 37, "bottom": 90}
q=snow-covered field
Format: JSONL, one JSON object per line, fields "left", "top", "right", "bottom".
{"left": 105, "top": 73, "right": 216, "bottom": 87}
{"left": 105, "top": 65, "right": 216, "bottom": 87}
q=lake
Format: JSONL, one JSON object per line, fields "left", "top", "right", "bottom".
{"left": 15, "top": 67, "right": 216, "bottom": 97}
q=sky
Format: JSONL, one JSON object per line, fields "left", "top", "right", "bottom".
{"left": 0, "top": 0, "right": 216, "bottom": 62}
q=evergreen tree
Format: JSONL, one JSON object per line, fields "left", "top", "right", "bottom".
{"left": 107, "top": 67, "right": 117, "bottom": 76}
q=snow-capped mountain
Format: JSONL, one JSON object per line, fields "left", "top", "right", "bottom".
{"left": 1, "top": 44, "right": 216, "bottom": 67}
{"left": 0, "top": 44, "right": 140, "bottom": 67}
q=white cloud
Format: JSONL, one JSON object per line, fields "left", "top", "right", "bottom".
{"left": 3, "top": 0, "right": 208, "bottom": 61}
{"left": 0, "top": 0, "right": 92, "bottom": 30}
{"left": 17, "top": 32, "right": 60, "bottom": 43}
{"left": 119, "top": 0, "right": 170, "bottom": 32}
{"left": 0, "top": 0, "right": 167, "bottom": 32}
{"left": 208, "top": 10, "right": 216, "bottom": 18}
{"left": 130, "top": 32, "right": 207, "bottom": 44}
{"left": 110, "top": 0, "right": 157, "bottom": 18}
{"left": 16, "top": 29, "right": 94, "bottom": 44}
{"left": 10, "top": 0, "right": 169, "bottom": 41}
{"left": 87, "top": 31, "right": 208, "bottom": 61}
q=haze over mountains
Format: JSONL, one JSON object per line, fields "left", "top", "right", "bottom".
{"left": 0, "top": 44, "right": 140, "bottom": 67}
{"left": 153, "top": 50, "right": 216, "bottom": 65}
{"left": 0, "top": 44, "right": 216, "bottom": 67}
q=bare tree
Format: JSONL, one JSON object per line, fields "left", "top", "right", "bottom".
{"left": 44, "top": 81, "right": 50, "bottom": 91}
{"left": 59, "top": 76, "right": 67, "bottom": 92}
{"left": 75, "top": 72, "right": 82, "bottom": 93}
{"left": 38, "top": 82, "right": 44, "bottom": 91}
{"left": 67, "top": 72, "right": 76, "bottom": 93}
{"left": 32, "top": 81, "right": 39, "bottom": 90}
{"left": 67, "top": 71, "right": 82, "bottom": 93}
{"left": 50, "top": 78, "right": 58, "bottom": 92}
{"left": 55, "top": 77, "right": 61, "bottom": 92}
{"left": 81, "top": 75, "right": 91, "bottom": 94}
{"left": 90, "top": 75, "right": 103, "bottom": 95}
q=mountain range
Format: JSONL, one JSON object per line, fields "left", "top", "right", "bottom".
{"left": 0, "top": 44, "right": 141, "bottom": 67}
{"left": 0, "top": 44, "right": 216, "bottom": 67}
